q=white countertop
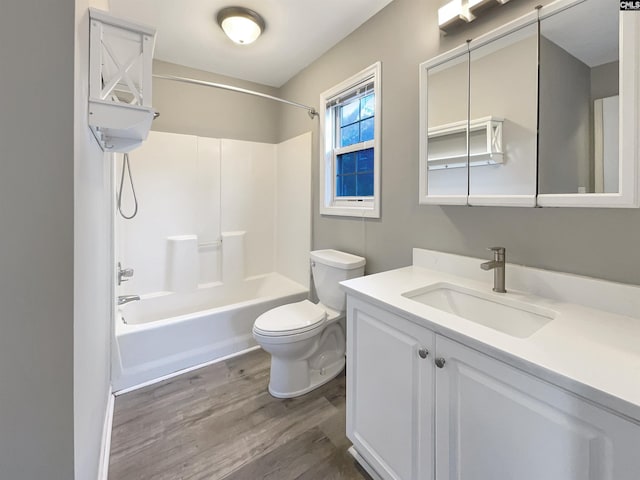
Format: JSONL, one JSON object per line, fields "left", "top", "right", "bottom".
{"left": 341, "top": 248, "right": 640, "bottom": 422}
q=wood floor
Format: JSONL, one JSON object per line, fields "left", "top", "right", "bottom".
{"left": 108, "top": 349, "right": 371, "bottom": 480}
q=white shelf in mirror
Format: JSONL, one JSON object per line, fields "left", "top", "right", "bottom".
{"left": 427, "top": 116, "right": 504, "bottom": 170}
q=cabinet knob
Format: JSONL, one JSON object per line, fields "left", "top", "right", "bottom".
{"left": 418, "top": 347, "right": 429, "bottom": 359}
{"left": 435, "top": 358, "right": 446, "bottom": 368}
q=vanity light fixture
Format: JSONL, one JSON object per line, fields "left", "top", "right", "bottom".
{"left": 468, "top": 0, "right": 511, "bottom": 12}
{"left": 438, "top": 0, "right": 475, "bottom": 30}
{"left": 439, "top": 0, "right": 513, "bottom": 32}
{"left": 216, "top": 6, "right": 265, "bottom": 45}
{"left": 468, "top": 0, "right": 492, "bottom": 11}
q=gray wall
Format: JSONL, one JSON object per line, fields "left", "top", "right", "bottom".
{"left": 0, "top": 1, "right": 75, "bottom": 479}
{"left": 591, "top": 60, "right": 619, "bottom": 101}
{"left": 74, "top": 2, "right": 113, "bottom": 479}
{"left": 152, "top": 60, "right": 281, "bottom": 143}
{"left": 277, "top": 0, "right": 640, "bottom": 285}
{"left": 538, "top": 37, "right": 592, "bottom": 194}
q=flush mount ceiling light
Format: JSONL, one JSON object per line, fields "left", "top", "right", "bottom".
{"left": 216, "top": 6, "right": 265, "bottom": 45}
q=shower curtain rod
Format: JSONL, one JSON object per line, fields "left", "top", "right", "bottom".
{"left": 153, "top": 74, "right": 318, "bottom": 119}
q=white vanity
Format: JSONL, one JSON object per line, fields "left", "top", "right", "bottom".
{"left": 341, "top": 248, "right": 640, "bottom": 480}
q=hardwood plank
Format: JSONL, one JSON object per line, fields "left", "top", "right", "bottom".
{"left": 317, "top": 401, "right": 351, "bottom": 450}
{"left": 296, "top": 448, "right": 372, "bottom": 480}
{"left": 220, "top": 428, "right": 336, "bottom": 480}
{"left": 109, "top": 349, "right": 371, "bottom": 480}
{"left": 110, "top": 354, "right": 270, "bottom": 459}
{"left": 173, "top": 396, "right": 339, "bottom": 479}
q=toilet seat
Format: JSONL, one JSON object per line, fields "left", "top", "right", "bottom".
{"left": 253, "top": 300, "right": 326, "bottom": 337}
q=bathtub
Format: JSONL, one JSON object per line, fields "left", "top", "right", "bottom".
{"left": 112, "top": 273, "right": 308, "bottom": 391}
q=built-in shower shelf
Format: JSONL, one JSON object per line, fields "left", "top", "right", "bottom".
{"left": 427, "top": 116, "right": 504, "bottom": 170}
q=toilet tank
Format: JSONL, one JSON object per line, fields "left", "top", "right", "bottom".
{"left": 310, "top": 249, "right": 366, "bottom": 312}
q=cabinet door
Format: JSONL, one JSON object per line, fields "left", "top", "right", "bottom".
{"left": 347, "top": 297, "right": 435, "bottom": 480}
{"left": 435, "top": 335, "right": 640, "bottom": 480}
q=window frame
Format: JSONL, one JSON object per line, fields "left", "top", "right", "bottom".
{"left": 319, "top": 62, "right": 381, "bottom": 218}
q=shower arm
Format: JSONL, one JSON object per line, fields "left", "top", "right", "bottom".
{"left": 152, "top": 74, "right": 319, "bottom": 119}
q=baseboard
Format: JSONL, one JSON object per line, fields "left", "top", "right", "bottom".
{"left": 114, "top": 345, "right": 261, "bottom": 396}
{"left": 97, "top": 388, "right": 115, "bottom": 480}
{"left": 348, "top": 446, "right": 384, "bottom": 480}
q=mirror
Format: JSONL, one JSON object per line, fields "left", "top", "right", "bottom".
{"left": 419, "top": 21, "right": 539, "bottom": 206}
{"left": 468, "top": 23, "right": 538, "bottom": 205}
{"left": 538, "top": 0, "right": 619, "bottom": 195}
{"left": 424, "top": 52, "right": 469, "bottom": 202}
{"left": 420, "top": 0, "right": 638, "bottom": 208}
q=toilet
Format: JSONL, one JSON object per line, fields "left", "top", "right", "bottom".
{"left": 253, "top": 249, "right": 366, "bottom": 398}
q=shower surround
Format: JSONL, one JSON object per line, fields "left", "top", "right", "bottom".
{"left": 113, "top": 130, "right": 311, "bottom": 391}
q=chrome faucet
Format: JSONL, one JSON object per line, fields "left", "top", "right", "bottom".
{"left": 117, "top": 295, "right": 140, "bottom": 306}
{"left": 480, "top": 247, "right": 506, "bottom": 293}
{"left": 117, "top": 262, "right": 134, "bottom": 286}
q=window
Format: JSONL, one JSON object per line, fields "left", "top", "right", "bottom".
{"left": 320, "top": 62, "right": 381, "bottom": 217}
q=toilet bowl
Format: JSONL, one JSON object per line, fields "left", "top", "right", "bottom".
{"left": 252, "top": 249, "right": 365, "bottom": 398}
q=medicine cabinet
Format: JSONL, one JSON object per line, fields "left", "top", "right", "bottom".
{"left": 419, "top": 0, "right": 640, "bottom": 208}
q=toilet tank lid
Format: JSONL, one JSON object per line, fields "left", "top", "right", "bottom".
{"left": 310, "top": 249, "right": 366, "bottom": 270}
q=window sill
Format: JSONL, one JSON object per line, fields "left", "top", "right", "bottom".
{"left": 320, "top": 202, "right": 380, "bottom": 218}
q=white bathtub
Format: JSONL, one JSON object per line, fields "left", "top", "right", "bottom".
{"left": 112, "top": 273, "right": 308, "bottom": 391}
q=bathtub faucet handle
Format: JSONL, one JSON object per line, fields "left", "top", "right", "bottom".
{"left": 117, "top": 295, "right": 140, "bottom": 306}
{"left": 117, "top": 262, "right": 134, "bottom": 286}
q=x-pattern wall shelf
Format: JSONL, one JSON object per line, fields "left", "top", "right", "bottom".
{"left": 88, "top": 8, "right": 157, "bottom": 153}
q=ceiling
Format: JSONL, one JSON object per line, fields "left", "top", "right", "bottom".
{"left": 109, "top": 0, "right": 395, "bottom": 87}
{"left": 541, "top": 0, "right": 618, "bottom": 68}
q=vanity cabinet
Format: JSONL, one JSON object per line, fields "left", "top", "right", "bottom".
{"left": 346, "top": 297, "right": 434, "bottom": 480}
{"left": 435, "top": 335, "right": 640, "bottom": 480}
{"left": 347, "top": 296, "right": 640, "bottom": 480}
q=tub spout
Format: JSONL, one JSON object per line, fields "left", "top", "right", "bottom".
{"left": 118, "top": 295, "right": 140, "bottom": 306}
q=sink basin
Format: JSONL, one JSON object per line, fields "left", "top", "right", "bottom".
{"left": 402, "top": 282, "right": 555, "bottom": 338}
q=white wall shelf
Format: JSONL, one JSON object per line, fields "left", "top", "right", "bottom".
{"left": 88, "top": 99, "right": 155, "bottom": 153}
{"left": 427, "top": 116, "right": 504, "bottom": 170}
{"left": 88, "top": 8, "right": 157, "bottom": 153}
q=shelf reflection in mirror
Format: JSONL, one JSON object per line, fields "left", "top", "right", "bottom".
{"left": 538, "top": 0, "right": 619, "bottom": 195}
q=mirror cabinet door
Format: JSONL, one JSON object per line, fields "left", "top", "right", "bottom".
{"left": 538, "top": 0, "right": 619, "bottom": 197}
{"left": 421, "top": 52, "right": 470, "bottom": 204}
{"left": 468, "top": 23, "right": 538, "bottom": 206}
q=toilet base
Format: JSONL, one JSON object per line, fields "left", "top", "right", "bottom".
{"left": 268, "top": 356, "right": 345, "bottom": 399}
